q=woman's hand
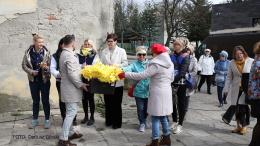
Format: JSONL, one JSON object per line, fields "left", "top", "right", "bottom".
{"left": 32, "top": 70, "right": 39, "bottom": 76}
{"left": 82, "top": 62, "right": 86, "bottom": 68}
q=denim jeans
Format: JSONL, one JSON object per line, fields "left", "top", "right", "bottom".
{"left": 29, "top": 80, "right": 50, "bottom": 120}
{"left": 151, "top": 116, "right": 169, "bottom": 140}
{"left": 135, "top": 97, "right": 148, "bottom": 124}
{"left": 60, "top": 102, "right": 78, "bottom": 141}
{"left": 217, "top": 86, "right": 224, "bottom": 104}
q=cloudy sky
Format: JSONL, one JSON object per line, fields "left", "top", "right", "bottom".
{"left": 211, "top": 0, "right": 226, "bottom": 4}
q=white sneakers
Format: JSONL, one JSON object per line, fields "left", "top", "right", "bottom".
{"left": 169, "top": 122, "right": 178, "bottom": 130}
{"left": 139, "top": 123, "right": 146, "bottom": 132}
{"left": 169, "top": 122, "right": 183, "bottom": 134}
{"left": 173, "top": 125, "right": 183, "bottom": 134}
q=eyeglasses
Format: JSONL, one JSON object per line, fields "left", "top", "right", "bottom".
{"left": 138, "top": 54, "right": 146, "bottom": 56}
{"left": 220, "top": 55, "right": 225, "bottom": 57}
{"left": 173, "top": 43, "right": 179, "bottom": 46}
{"left": 205, "top": 51, "right": 209, "bottom": 52}
{"left": 106, "top": 41, "right": 114, "bottom": 43}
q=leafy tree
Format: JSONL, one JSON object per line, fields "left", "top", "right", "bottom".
{"left": 183, "top": 0, "right": 212, "bottom": 48}
{"left": 141, "top": 3, "right": 159, "bottom": 47}
{"left": 114, "top": 0, "right": 127, "bottom": 46}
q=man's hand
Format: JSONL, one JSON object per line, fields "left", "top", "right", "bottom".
{"left": 82, "top": 83, "right": 89, "bottom": 91}
{"left": 58, "top": 74, "right": 61, "bottom": 78}
{"left": 32, "top": 70, "right": 39, "bottom": 76}
{"left": 109, "top": 63, "right": 114, "bottom": 66}
{"left": 224, "top": 92, "right": 228, "bottom": 96}
{"left": 82, "top": 62, "right": 86, "bottom": 69}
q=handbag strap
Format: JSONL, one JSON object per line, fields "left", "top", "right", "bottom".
{"left": 132, "top": 63, "right": 148, "bottom": 88}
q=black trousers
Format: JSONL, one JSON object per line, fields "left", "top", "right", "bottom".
{"left": 172, "top": 85, "right": 186, "bottom": 125}
{"left": 56, "top": 81, "right": 76, "bottom": 122}
{"left": 198, "top": 75, "right": 212, "bottom": 92}
{"left": 104, "top": 86, "right": 123, "bottom": 128}
{"left": 82, "top": 89, "right": 95, "bottom": 118}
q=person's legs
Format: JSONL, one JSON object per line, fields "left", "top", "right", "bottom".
{"left": 40, "top": 80, "right": 50, "bottom": 120}
{"left": 151, "top": 116, "right": 160, "bottom": 140}
{"left": 249, "top": 118, "right": 260, "bottom": 146}
{"left": 172, "top": 104, "right": 177, "bottom": 123}
{"left": 198, "top": 75, "right": 206, "bottom": 91}
{"left": 113, "top": 87, "right": 123, "bottom": 128}
{"left": 217, "top": 86, "right": 223, "bottom": 105}
{"left": 135, "top": 97, "right": 146, "bottom": 124}
{"left": 160, "top": 116, "right": 169, "bottom": 136}
{"left": 29, "top": 81, "right": 40, "bottom": 120}
{"left": 185, "top": 96, "right": 190, "bottom": 113}
{"left": 206, "top": 75, "right": 212, "bottom": 94}
{"left": 56, "top": 81, "right": 66, "bottom": 121}
{"left": 60, "top": 102, "right": 78, "bottom": 141}
{"left": 81, "top": 90, "right": 89, "bottom": 124}
{"left": 143, "top": 98, "right": 148, "bottom": 122}
{"left": 87, "top": 92, "right": 95, "bottom": 125}
{"left": 177, "top": 85, "right": 186, "bottom": 126}
{"left": 104, "top": 94, "right": 113, "bottom": 126}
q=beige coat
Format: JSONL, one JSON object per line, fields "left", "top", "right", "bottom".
{"left": 125, "top": 53, "right": 174, "bottom": 116}
{"left": 223, "top": 58, "right": 254, "bottom": 105}
{"left": 22, "top": 45, "right": 51, "bottom": 83}
{"left": 100, "top": 45, "right": 128, "bottom": 87}
{"left": 59, "top": 48, "right": 83, "bottom": 103}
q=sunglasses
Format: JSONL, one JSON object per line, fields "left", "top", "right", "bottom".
{"left": 220, "top": 55, "right": 225, "bottom": 57}
{"left": 205, "top": 51, "right": 209, "bottom": 52}
{"left": 173, "top": 43, "right": 179, "bottom": 46}
{"left": 138, "top": 54, "right": 146, "bottom": 56}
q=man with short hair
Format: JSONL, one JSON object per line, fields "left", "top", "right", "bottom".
{"left": 58, "top": 35, "right": 88, "bottom": 146}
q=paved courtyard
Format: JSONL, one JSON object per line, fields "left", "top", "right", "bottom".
{"left": 0, "top": 83, "right": 256, "bottom": 146}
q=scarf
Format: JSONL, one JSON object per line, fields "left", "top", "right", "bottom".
{"left": 235, "top": 57, "right": 245, "bottom": 87}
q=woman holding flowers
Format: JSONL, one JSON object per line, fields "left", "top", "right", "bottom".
{"left": 22, "top": 34, "right": 51, "bottom": 129}
{"left": 121, "top": 46, "right": 150, "bottom": 132}
{"left": 118, "top": 44, "right": 174, "bottom": 146}
{"left": 100, "top": 33, "right": 128, "bottom": 129}
{"left": 77, "top": 38, "right": 99, "bottom": 126}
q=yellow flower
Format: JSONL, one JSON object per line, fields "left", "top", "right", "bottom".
{"left": 39, "top": 62, "right": 46, "bottom": 67}
{"left": 81, "top": 59, "right": 124, "bottom": 83}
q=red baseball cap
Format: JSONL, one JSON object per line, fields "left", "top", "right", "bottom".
{"left": 151, "top": 44, "right": 166, "bottom": 55}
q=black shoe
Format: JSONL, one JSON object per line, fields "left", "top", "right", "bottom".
{"left": 87, "top": 116, "right": 95, "bottom": 126}
{"left": 198, "top": 88, "right": 200, "bottom": 92}
{"left": 81, "top": 117, "right": 88, "bottom": 124}
{"left": 218, "top": 104, "right": 223, "bottom": 107}
{"left": 224, "top": 100, "right": 227, "bottom": 104}
{"left": 73, "top": 121, "right": 77, "bottom": 126}
{"left": 106, "top": 123, "right": 112, "bottom": 127}
{"left": 208, "top": 92, "right": 212, "bottom": 95}
{"left": 112, "top": 125, "right": 120, "bottom": 129}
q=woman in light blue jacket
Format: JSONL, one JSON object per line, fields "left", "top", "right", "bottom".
{"left": 214, "top": 50, "right": 230, "bottom": 107}
{"left": 122, "top": 46, "right": 150, "bottom": 132}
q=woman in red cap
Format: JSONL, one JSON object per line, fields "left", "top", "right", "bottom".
{"left": 118, "top": 44, "right": 174, "bottom": 146}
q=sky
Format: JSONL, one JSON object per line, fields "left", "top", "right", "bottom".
{"left": 211, "top": 0, "right": 226, "bottom": 4}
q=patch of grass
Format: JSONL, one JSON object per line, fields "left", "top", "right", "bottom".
{"left": 39, "top": 104, "right": 43, "bottom": 111}
{"left": 78, "top": 138, "right": 86, "bottom": 143}
{"left": 95, "top": 107, "right": 105, "bottom": 118}
{"left": 96, "top": 127, "right": 105, "bottom": 132}
{"left": 11, "top": 113, "right": 23, "bottom": 116}
{"left": 130, "top": 104, "right": 137, "bottom": 107}
{"left": 124, "top": 103, "right": 127, "bottom": 105}
{"left": 122, "top": 120, "right": 130, "bottom": 124}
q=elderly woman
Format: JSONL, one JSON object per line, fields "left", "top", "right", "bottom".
{"left": 22, "top": 34, "right": 51, "bottom": 129}
{"left": 223, "top": 46, "right": 254, "bottom": 135}
{"left": 248, "top": 42, "right": 260, "bottom": 146}
{"left": 170, "top": 37, "right": 190, "bottom": 134}
{"left": 198, "top": 49, "right": 215, "bottom": 94}
{"left": 121, "top": 46, "right": 150, "bottom": 132}
{"left": 101, "top": 33, "right": 128, "bottom": 129}
{"left": 77, "top": 39, "right": 99, "bottom": 126}
{"left": 185, "top": 44, "right": 197, "bottom": 116}
{"left": 118, "top": 44, "right": 174, "bottom": 146}
{"left": 214, "top": 50, "right": 230, "bottom": 107}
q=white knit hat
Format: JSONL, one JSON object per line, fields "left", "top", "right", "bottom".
{"left": 205, "top": 49, "right": 211, "bottom": 52}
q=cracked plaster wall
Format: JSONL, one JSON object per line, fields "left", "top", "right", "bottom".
{"left": 0, "top": 0, "right": 114, "bottom": 109}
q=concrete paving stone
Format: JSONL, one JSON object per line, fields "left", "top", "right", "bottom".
{"left": 126, "top": 134, "right": 152, "bottom": 146}
{"left": 0, "top": 113, "right": 15, "bottom": 122}
{"left": 212, "top": 132, "right": 250, "bottom": 145}
{"left": 0, "top": 121, "right": 14, "bottom": 129}
{"left": 33, "top": 138, "right": 59, "bottom": 146}
{"left": 173, "top": 135, "right": 207, "bottom": 146}
{"left": 81, "top": 140, "right": 108, "bottom": 146}
{"left": 0, "top": 136, "right": 12, "bottom": 145}
{"left": 79, "top": 133, "right": 104, "bottom": 142}
{"left": 9, "top": 139, "right": 36, "bottom": 146}
{"left": 14, "top": 114, "right": 31, "bottom": 121}
{"left": 198, "top": 135, "right": 230, "bottom": 146}
{"left": 102, "top": 132, "right": 130, "bottom": 145}
{"left": 12, "top": 130, "right": 35, "bottom": 140}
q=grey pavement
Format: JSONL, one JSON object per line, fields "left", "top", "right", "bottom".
{"left": 0, "top": 82, "right": 255, "bottom": 146}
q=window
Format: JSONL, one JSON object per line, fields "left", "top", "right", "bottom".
{"left": 253, "top": 18, "right": 260, "bottom": 27}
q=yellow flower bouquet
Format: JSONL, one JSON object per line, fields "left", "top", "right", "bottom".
{"left": 81, "top": 59, "right": 124, "bottom": 94}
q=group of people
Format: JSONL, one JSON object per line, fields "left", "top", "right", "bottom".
{"left": 21, "top": 33, "right": 260, "bottom": 146}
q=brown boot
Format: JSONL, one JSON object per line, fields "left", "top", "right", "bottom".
{"left": 146, "top": 139, "right": 159, "bottom": 146}
{"left": 159, "top": 134, "right": 171, "bottom": 146}
{"left": 58, "top": 139, "right": 76, "bottom": 146}
{"left": 68, "top": 133, "right": 82, "bottom": 140}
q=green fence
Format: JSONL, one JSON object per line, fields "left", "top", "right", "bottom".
{"left": 117, "top": 43, "right": 136, "bottom": 53}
